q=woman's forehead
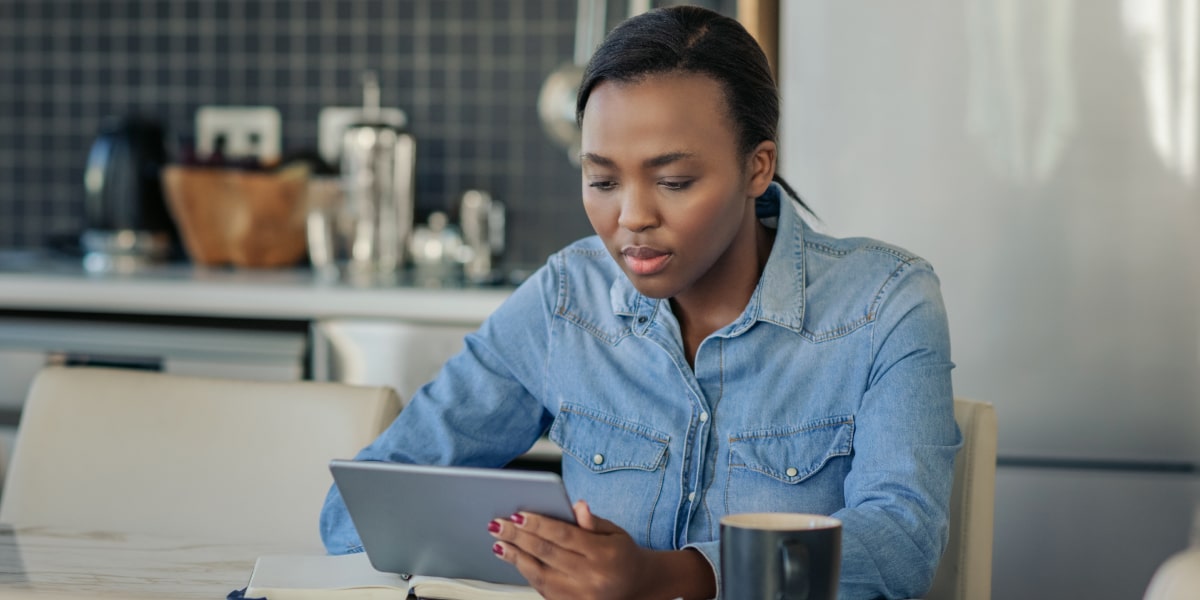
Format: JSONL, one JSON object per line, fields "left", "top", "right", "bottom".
{"left": 580, "top": 73, "right": 737, "bottom": 160}
{"left": 585, "top": 72, "right": 727, "bottom": 114}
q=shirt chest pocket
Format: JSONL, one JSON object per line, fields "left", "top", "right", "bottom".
{"left": 725, "top": 415, "right": 855, "bottom": 515}
{"left": 549, "top": 404, "right": 669, "bottom": 546}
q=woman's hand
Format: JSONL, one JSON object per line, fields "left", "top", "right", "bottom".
{"left": 487, "top": 500, "right": 715, "bottom": 600}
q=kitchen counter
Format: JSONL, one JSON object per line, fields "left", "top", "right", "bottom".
{"left": 0, "top": 250, "right": 514, "bottom": 325}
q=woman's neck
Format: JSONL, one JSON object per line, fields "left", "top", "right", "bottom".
{"left": 670, "top": 219, "right": 776, "bottom": 367}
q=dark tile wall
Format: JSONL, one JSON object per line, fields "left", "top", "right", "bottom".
{"left": 0, "top": 0, "right": 675, "bottom": 266}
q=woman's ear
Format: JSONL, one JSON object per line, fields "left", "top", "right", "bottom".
{"left": 746, "top": 140, "right": 777, "bottom": 198}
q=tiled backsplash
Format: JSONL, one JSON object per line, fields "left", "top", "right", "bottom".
{"left": 0, "top": 0, "right": 710, "bottom": 266}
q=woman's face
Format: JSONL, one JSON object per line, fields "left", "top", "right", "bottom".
{"left": 580, "top": 72, "right": 774, "bottom": 300}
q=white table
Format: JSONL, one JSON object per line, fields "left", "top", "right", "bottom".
{"left": 0, "top": 525, "right": 309, "bottom": 599}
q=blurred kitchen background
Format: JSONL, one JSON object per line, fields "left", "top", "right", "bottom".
{"left": 0, "top": 0, "right": 738, "bottom": 263}
{"left": 2, "top": 2, "right": 1199, "bottom": 600}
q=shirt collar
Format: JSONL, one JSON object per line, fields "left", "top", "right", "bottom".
{"left": 610, "top": 182, "right": 807, "bottom": 334}
{"left": 753, "top": 182, "right": 807, "bottom": 332}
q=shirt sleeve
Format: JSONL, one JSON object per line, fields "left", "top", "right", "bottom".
{"left": 319, "top": 261, "right": 560, "bottom": 555}
{"left": 833, "top": 259, "right": 962, "bottom": 600}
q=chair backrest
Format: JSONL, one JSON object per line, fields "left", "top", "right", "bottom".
{"left": 0, "top": 366, "right": 400, "bottom": 550}
{"left": 1144, "top": 549, "right": 1200, "bottom": 600}
{"left": 927, "top": 397, "right": 998, "bottom": 600}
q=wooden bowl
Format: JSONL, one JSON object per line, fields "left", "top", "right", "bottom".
{"left": 162, "top": 165, "right": 310, "bottom": 268}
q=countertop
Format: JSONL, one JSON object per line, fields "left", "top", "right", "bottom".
{"left": 0, "top": 250, "right": 515, "bottom": 325}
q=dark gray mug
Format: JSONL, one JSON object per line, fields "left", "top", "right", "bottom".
{"left": 720, "top": 513, "right": 842, "bottom": 600}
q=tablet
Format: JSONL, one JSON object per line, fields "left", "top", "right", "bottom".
{"left": 329, "top": 459, "right": 576, "bottom": 586}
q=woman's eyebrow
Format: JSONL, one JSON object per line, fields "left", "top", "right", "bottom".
{"left": 579, "top": 152, "right": 696, "bottom": 169}
{"left": 643, "top": 152, "right": 694, "bottom": 168}
{"left": 580, "top": 153, "right": 616, "bottom": 167}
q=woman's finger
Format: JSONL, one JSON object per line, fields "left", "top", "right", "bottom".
{"left": 491, "top": 540, "right": 552, "bottom": 590}
{"left": 507, "top": 510, "right": 589, "bottom": 549}
{"left": 490, "top": 507, "right": 654, "bottom": 599}
{"left": 572, "top": 500, "right": 623, "bottom": 534}
{"left": 573, "top": 499, "right": 596, "bottom": 531}
{"left": 489, "top": 516, "right": 588, "bottom": 572}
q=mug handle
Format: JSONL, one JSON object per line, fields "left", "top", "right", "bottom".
{"left": 779, "top": 540, "right": 810, "bottom": 600}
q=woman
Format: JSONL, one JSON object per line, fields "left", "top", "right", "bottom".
{"left": 321, "top": 6, "right": 960, "bottom": 600}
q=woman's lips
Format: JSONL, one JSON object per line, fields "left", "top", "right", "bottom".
{"left": 621, "top": 246, "right": 672, "bottom": 276}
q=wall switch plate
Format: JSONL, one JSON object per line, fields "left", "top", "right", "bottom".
{"left": 317, "top": 106, "right": 407, "bottom": 167}
{"left": 195, "top": 106, "right": 282, "bottom": 164}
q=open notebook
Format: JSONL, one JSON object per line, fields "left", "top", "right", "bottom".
{"left": 242, "top": 553, "right": 542, "bottom": 600}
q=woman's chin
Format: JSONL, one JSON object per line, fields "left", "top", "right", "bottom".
{"left": 623, "top": 272, "right": 680, "bottom": 300}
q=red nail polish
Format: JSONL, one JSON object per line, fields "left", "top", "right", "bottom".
{"left": 487, "top": 520, "right": 501, "bottom": 533}
{"left": 492, "top": 543, "right": 504, "bottom": 556}
{"left": 511, "top": 513, "right": 525, "bottom": 525}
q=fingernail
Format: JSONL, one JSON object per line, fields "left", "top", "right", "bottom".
{"left": 510, "top": 513, "right": 526, "bottom": 526}
{"left": 492, "top": 542, "right": 504, "bottom": 556}
{"left": 487, "top": 520, "right": 501, "bottom": 534}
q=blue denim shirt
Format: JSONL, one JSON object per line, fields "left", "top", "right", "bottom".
{"left": 320, "top": 184, "right": 961, "bottom": 600}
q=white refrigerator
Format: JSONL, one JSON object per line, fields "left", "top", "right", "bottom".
{"left": 779, "top": 2, "right": 1200, "bottom": 599}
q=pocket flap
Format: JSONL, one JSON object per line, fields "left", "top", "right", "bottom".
{"left": 729, "top": 415, "right": 854, "bottom": 484}
{"left": 549, "top": 404, "right": 669, "bottom": 473}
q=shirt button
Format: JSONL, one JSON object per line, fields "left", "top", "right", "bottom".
{"left": 688, "top": 492, "right": 696, "bottom": 502}
{"left": 637, "top": 316, "right": 648, "bottom": 324}
{"left": 785, "top": 467, "right": 799, "bottom": 477}
{"left": 592, "top": 454, "right": 605, "bottom": 465}
{"left": 699, "top": 412, "right": 709, "bottom": 423}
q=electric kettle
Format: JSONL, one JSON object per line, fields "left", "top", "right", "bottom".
{"left": 81, "top": 115, "right": 176, "bottom": 270}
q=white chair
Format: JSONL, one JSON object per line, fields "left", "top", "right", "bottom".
{"left": 1144, "top": 549, "right": 1200, "bottom": 600}
{"left": 0, "top": 366, "right": 400, "bottom": 550}
{"left": 926, "top": 397, "right": 998, "bottom": 600}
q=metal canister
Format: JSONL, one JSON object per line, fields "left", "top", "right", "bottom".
{"left": 341, "top": 73, "right": 416, "bottom": 276}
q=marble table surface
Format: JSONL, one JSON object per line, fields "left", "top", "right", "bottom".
{"left": 0, "top": 525, "right": 311, "bottom": 599}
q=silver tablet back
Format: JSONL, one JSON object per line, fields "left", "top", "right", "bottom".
{"left": 329, "top": 459, "right": 575, "bottom": 586}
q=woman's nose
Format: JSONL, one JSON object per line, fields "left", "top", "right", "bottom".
{"left": 617, "top": 186, "right": 659, "bottom": 232}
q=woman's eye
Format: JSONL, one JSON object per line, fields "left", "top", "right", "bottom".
{"left": 589, "top": 180, "right": 618, "bottom": 191}
{"left": 659, "top": 179, "right": 693, "bottom": 191}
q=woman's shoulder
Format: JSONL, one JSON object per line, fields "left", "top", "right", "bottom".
{"left": 483, "top": 236, "right": 622, "bottom": 335}
{"left": 537, "top": 232, "right": 628, "bottom": 307}
{"left": 802, "top": 225, "right": 927, "bottom": 266}
{"left": 797, "top": 225, "right": 944, "bottom": 333}
{"left": 546, "top": 235, "right": 619, "bottom": 277}
{"left": 535, "top": 236, "right": 633, "bottom": 335}
{"left": 801, "top": 224, "right": 935, "bottom": 283}
{"left": 553, "top": 235, "right": 613, "bottom": 263}
{"left": 518, "top": 236, "right": 617, "bottom": 292}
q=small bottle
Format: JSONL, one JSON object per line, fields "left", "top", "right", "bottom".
{"left": 459, "top": 190, "right": 505, "bottom": 283}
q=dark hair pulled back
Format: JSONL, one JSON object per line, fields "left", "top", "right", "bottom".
{"left": 576, "top": 5, "right": 810, "bottom": 213}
